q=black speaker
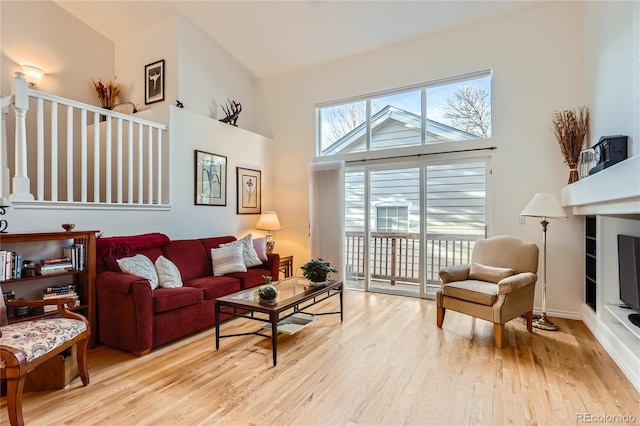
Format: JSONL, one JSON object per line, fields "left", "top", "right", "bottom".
{"left": 589, "top": 135, "right": 628, "bottom": 175}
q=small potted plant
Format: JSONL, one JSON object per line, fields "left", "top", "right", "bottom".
{"left": 301, "top": 258, "right": 337, "bottom": 285}
{"left": 256, "top": 275, "right": 277, "bottom": 304}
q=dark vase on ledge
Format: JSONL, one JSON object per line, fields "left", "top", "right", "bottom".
{"left": 100, "top": 106, "right": 112, "bottom": 122}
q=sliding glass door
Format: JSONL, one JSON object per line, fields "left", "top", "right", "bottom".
{"left": 344, "top": 159, "right": 487, "bottom": 298}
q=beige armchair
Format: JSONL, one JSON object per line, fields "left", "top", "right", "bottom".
{"left": 436, "top": 236, "right": 539, "bottom": 348}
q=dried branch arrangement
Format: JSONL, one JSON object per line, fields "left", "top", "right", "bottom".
{"left": 552, "top": 106, "right": 590, "bottom": 184}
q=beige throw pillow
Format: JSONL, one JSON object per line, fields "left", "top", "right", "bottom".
{"left": 117, "top": 254, "right": 159, "bottom": 289}
{"left": 468, "top": 263, "right": 515, "bottom": 284}
{"left": 155, "top": 255, "right": 183, "bottom": 288}
{"left": 211, "top": 245, "right": 247, "bottom": 276}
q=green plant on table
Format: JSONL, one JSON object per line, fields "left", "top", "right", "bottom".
{"left": 300, "top": 258, "right": 337, "bottom": 283}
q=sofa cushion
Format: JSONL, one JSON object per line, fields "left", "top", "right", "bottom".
{"left": 442, "top": 280, "right": 498, "bottom": 306}
{"left": 211, "top": 245, "right": 247, "bottom": 276}
{"left": 155, "top": 255, "right": 183, "bottom": 288}
{"left": 153, "top": 287, "right": 203, "bottom": 313}
{"left": 468, "top": 263, "right": 514, "bottom": 284}
{"left": 226, "top": 266, "right": 274, "bottom": 289}
{"left": 117, "top": 254, "right": 159, "bottom": 289}
{"left": 220, "top": 234, "right": 263, "bottom": 268}
{"left": 162, "top": 240, "right": 210, "bottom": 282}
{"left": 185, "top": 276, "right": 242, "bottom": 300}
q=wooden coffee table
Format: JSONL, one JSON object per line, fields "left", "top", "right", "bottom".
{"left": 215, "top": 278, "right": 343, "bottom": 366}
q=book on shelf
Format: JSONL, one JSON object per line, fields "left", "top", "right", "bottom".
{"left": 36, "top": 263, "right": 73, "bottom": 275}
{"left": 0, "top": 251, "right": 23, "bottom": 281}
{"left": 41, "top": 256, "right": 72, "bottom": 265}
{"left": 63, "top": 244, "right": 86, "bottom": 271}
{"left": 45, "top": 284, "right": 77, "bottom": 293}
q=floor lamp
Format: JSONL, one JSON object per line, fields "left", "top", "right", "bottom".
{"left": 521, "top": 193, "right": 567, "bottom": 331}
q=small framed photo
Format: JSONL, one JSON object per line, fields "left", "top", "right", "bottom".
{"left": 195, "top": 150, "right": 227, "bottom": 206}
{"left": 236, "top": 167, "right": 261, "bottom": 214}
{"left": 145, "top": 59, "right": 165, "bottom": 105}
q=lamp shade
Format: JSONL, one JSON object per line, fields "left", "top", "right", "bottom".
{"left": 256, "top": 211, "right": 281, "bottom": 231}
{"left": 520, "top": 193, "right": 567, "bottom": 218}
{"left": 21, "top": 65, "right": 44, "bottom": 87}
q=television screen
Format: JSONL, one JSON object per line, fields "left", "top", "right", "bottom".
{"left": 618, "top": 235, "right": 640, "bottom": 313}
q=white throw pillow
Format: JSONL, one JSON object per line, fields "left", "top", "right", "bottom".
{"left": 220, "top": 234, "right": 263, "bottom": 268}
{"left": 117, "top": 254, "right": 159, "bottom": 289}
{"left": 211, "top": 244, "right": 247, "bottom": 276}
{"left": 155, "top": 255, "right": 183, "bottom": 288}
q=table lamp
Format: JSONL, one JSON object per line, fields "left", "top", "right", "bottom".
{"left": 256, "top": 211, "right": 281, "bottom": 252}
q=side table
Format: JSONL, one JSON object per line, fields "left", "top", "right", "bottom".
{"left": 279, "top": 255, "right": 293, "bottom": 278}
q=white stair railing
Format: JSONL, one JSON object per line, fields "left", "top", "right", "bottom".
{"left": 2, "top": 72, "right": 168, "bottom": 207}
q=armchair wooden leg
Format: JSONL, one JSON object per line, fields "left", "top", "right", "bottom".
{"left": 526, "top": 311, "right": 533, "bottom": 332}
{"left": 494, "top": 323, "right": 505, "bottom": 348}
{"left": 77, "top": 337, "right": 90, "bottom": 386}
{"left": 437, "top": 307, "right": 445, "bottom": 328}
{"left": 5, "top": 375, "right": 26, "bottom": 426}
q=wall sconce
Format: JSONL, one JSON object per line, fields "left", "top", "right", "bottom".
{"left": 21, "top": 65, "right": 45, "bottom": 87}
{"left": 256, "top": 211, "right": 282, "bottom": 252}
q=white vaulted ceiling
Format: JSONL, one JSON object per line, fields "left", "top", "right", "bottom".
{"left": 55, "top": 0, "right": 545, "bottom": 80}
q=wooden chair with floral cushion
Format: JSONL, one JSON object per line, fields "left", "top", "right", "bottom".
{"left": 0, "top": 285, "right": 90, "bottom": 426}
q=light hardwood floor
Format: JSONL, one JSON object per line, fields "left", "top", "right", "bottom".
{"left": 2, "top": 290, "right": 639, "bottom": 425}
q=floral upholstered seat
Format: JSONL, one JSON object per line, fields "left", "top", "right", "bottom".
{"left": 0, "top": 318, "right": 88, "bottom": 363}
{"left": 0, "top": 288, "right": 90, "bottom": 426}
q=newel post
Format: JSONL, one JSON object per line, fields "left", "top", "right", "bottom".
{"left": 11, "top": 71, "right": 34, "bottom": 201}
{"left": 1, "top": 103, "right": 10, "bottom": 197}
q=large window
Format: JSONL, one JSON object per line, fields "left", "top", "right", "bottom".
{"left": 318, "top": 71, "right": 491, "bottom": 157}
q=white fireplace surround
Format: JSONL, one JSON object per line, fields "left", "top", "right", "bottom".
{"left": 561, "top": 154, "right": 640, "bottom": 393}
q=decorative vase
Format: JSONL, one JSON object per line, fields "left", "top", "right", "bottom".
{"left": 100, "top": 106, "right": 112, "bottom": 122}
{"left": 258, "top": 284, "right": 278, "bottom": 304}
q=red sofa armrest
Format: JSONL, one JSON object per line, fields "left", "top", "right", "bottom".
{"left": 266, "top": 252, "right": 281, "bottom": 281}
{"left": 96, "top": 271, "right": 154, "bottom": 354}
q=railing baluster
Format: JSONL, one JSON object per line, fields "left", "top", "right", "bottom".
{"left": 36, "top": 98, "right": 44, "bottom": 201}
{"left": 81, "top": 109, "right": 87, "bottom": 202}
{"left": 66, "top": 105, "right": 73, "bottom": 202}
{"left": 148, "top": 125, "right": 153, "bottom": 204}
{"left": 105, "top": 116, "right": 112, "bottom": 203}
{"left": 51, "top": 103, "right": 58, "bottom": 202}
{"left": 128, "top": 122, "right": 134, "bottom": 204}
{"left": 156, "top": 128, "right": 162, "bottom": 204}
{"left": 138, "top": 124, "right": 143, "bottom": 204}
{"left": 93, "top": 111, "right": 100, "bottom": 203}
{"left": 117, "top": 118, "right": 123, "bottom": 203}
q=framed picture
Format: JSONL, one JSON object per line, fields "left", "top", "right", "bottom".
{"left": 195, "top": 150, "right": 227, "bottom": 206}
{"left": 145, "top": 59, "right": 165, "bottom": 105}
{"left": 236, "top": 167, "right": 261, "bottom": 214}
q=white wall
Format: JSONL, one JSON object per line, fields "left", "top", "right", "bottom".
{"left": 262, "top": 1, "right": 588, "bottom": 316}
{"left": 0, "top": 0, "right": 114, "bottom": 103}
{"left": 114, "top": 15, "right": 271, "bottom": 138}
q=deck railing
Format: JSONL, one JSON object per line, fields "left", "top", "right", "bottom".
{"left": 345, "top": 231, "right": 481, "bottom": 285}
{"left": 1, "top": 72, "right": 168, "bottom": 207}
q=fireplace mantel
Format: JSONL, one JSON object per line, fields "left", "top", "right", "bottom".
{"left": 561, "top": 155, "right": 640, "bottom": 215}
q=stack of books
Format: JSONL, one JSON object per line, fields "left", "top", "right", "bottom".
{"left": 43, "top": 284, "right": 80, "bottom": 312}
{"left": 37, "top": 257, "right": 74, "bottom": 275}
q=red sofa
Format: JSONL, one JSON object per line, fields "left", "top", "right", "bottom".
{"left": 95, "top": 233, "right": 279, "bottom": 355}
